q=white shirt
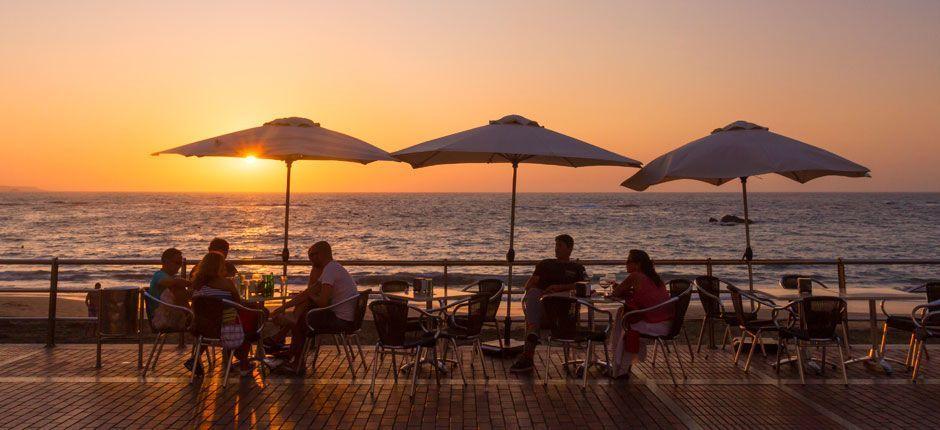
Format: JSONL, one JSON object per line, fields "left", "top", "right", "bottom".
{"left": 318, "top": 260, "right": 358, "bottom": 322}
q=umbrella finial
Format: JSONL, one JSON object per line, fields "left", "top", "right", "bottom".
{"left": 263, "top": 117, "right": 321, "bottom": 128}
{"left": 490, "top": 114, "right": 541, "bottom": 127}
{"left": 712, "top": 121, "right": 769, "bottom": 134}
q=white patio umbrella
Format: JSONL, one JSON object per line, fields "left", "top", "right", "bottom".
{"left": 622, "top": 120, "right": 870, "bottom": 288}
{"left": 393, "top": 114, "right": 642, "bottom": 350}
{"left": 152, "top": 117, "right": 397, "bottom": 274}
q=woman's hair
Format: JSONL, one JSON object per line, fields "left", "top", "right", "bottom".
{"left": 628, "top": 249, "right": 664, "bottom": 287}
{"left": 192, "top": 252, "right": 226, "bottom": 288}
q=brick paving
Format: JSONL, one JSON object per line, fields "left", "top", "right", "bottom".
{"left": 0, "top": 342, "right": 935, "bottom": 429}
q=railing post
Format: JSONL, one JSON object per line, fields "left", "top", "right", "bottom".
{"left": 46, "top": 257, "right": 59, "bottom": 348}
{"left": 837, "top": 258, "right": 847, "bottom": 294}
{"left": 706, "top": 258, "right": 713, "bottom": 277}
{"left": 443, "top": 260, "right": 449, "bottom": 294}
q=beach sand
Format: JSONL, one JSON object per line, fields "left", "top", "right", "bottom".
{"left": 0, "top": 293, "right": 89, "bottom": 318}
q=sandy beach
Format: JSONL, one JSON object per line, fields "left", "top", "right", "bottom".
{"left": 0, "top": 293, "right": 89, "bottom": 318}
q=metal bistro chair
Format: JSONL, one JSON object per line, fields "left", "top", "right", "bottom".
{"left": 142, "top": 288, "right": 194, "bottom": 377}
{"left": 540, "top": 295, "right": 612, "bottom": 388}
{"left": 96, "top": 286, "right": 144, "bottom": 369}
{"left": 368, "top": 299, "right": 442, "bottom": 400}
{"left": 189, "top": 296, "right": 265, "bottom": 387}
{"left": 880, "top": 282, "right": 940, "bottom": 369}
{"left": 438, "top": 293, "right": 491, "bottom": 384}
{"left": 781, "top": 275, "right": 851, "bottom": 350}
{"left": 727, "top": 285, "right": 780, "bottom": 373}
{"left": 774, "top": 296, "right": 849, "bottom": 385}
{"left": 666, "top": 279, "right": 696, "bottom": 360}
{"left": 910, "top": 298, "right": 940, "bottom": 381}
{"left": 302, "top": 290, "right": 372, "bottom": 378}
{"left": 624, "top": 285, "right": 693, "bottom": 386}
{"left": 694, "top": 276, "right": 761, "bottom": 354}
{"left": 461, "top": 279, "right": 505, "bottom": 348}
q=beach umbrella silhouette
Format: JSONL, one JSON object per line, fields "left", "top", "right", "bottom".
{"left": 152, "top": 117, "right": 397, "bottom": 274}
{"left": 393, "top": 114, "right": 642, "bottom": 351}
{"left": 622, "top": 120, "right": 870, "bottom": 288}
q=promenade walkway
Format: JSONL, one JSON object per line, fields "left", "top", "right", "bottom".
{"left": 0, "top": 343, "right": 936, "bottom": 429}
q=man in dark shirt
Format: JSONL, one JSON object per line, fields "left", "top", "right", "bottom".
{"left": 189, "top": 238, "right": 238, "bottom": 281}
{"left": 510, "top": 234, "right": 587, "bottom": 372}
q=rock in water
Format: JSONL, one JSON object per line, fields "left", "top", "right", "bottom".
{"left": 708, "top": 217, "right": 718, "bottom": 223}
{"left": 720, "top": 215, "right": 753, "bottom": 224}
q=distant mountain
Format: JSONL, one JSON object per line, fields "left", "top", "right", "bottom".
{"left": 0, "top": 186, "right": 45, "bottom": 192}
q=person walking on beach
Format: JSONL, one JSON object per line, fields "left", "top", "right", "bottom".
{"left": 269, "top": 241, "right": 358, "bottom": 375}
{"left": 510, "top": 234, "right": 588, "bottom": 373}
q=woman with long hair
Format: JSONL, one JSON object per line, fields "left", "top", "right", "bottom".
{"left": 607, "top": 249, "right": 674, "bottom": 378}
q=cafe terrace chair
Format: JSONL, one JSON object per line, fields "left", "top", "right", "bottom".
{"left": 141, "top": 288, "right": 194, "bottom": 377}
{"left": 910, "top": 299, "right": 940, "bottom": 381}
{"left": 95, "top": 286, "right": 144, "bottom": 369}
{"left": 880, "top": 282, "right": 940, "bottom": 368}
{"left": 461, "top": 279, "right": 505, "bottom": 348}
{"left": 727, "top": 285, "right": 780, "bottom": 373}
{"left": 302, "top": 290, "right": 372, "bottom": 378}
{"left": 540, "top": 295, "right": 612, "bottom": 388}
{"left": 368, "top": 299, "right": 442, "bottom": 400}
{"left": 438, "top": 293, "right": 491, "bottom": 384}
{"left": 624, "top": 285, "right": 694, "bottom": 386}
{"left": 774, "top": 296, "right": 849, "bottom": 385}
{"left": 694, "top": 276, "right": 761, "bottom": 355}
{"left": 780, "top": 275, "right": 851, "bottom": 350}
{"left": 666, "top": 279, "right": 695, "bottom": 360}
{"left": 189, "top": 296, "right": 265, "bottom": 387}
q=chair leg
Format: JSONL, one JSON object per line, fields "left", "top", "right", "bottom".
{"left": 333, "top": 334, "right": 342, "bottom": 354}
{"left": 391, "top": 351, "right": 399, "bottom": 382}
{"left": 720, "top": 326, "right": 731, "bottom": 351}
{"left": 603, "top": 342, "right": 612, "bottom": 377}
{"left": 878, "top": 323, "right": 889, "bottom": 356}
{"left": 342, "top": 336, "right": 357, "bottom": 378}
{"left": 905, "top": 333, "right": 916, "bottom": 367}
{"left": 409, "top": 346, "right": 422, "bottom": 400}
{"left": 143, "top": 333, "right": 162, "bottom": 377}
{"left": 924, "top": 344, "right": 930, "bottom": 361}
{"left": 911, "top": 341, "right": 925, "bottom": 382}
{"left": 651, "top": 340, "right": 659, "bottom": 366}
{"left": 684, "top": 329, "right": 695, "bottom": 363}
{"left": 836, "top": 341, "right": 848, "bottom": 385}
{"left": 672, "top": 339, "right": 686, "bottom": 380}
{"left": 744, "top": 331, "right": 761, "bottom": 373}
{"left": 221, "top": 348, "right": 233, "bottom": 388}
{"left": 733, "top": 331, "right": 747, "bottom": 365}
{"left": 660, "top": 339, "right": 677, "bottom": 386}
{"left": 369, "top": 345, "right": 380, "bottom": 398}
{"left": 582, "top": 340, "right": 593, "bottom": 389}
{"left": 695, "top": 317, "right": 708, "bottom": 353}
{"left": 451, "top": 339, "right": 466, "bottom": 385}
{"left": 354, "top": 334, "right": 368, "bottom": 372}
{"left": 311, "top": 337, "right": 322, "bottom": 374}
{"left": 150, "top": 334, "right": 168, "bottom": 374}
{"left": 476, "top": 339, "right": 489, "bottom": 379}
{"left": 190, "top": 336, "right": 203, "bottom": 385}
{"left": 795, "top": 342, "right": 806, "bottom": 385}
{"left": 96, "top": 334, "right": 102, "bottom": 369}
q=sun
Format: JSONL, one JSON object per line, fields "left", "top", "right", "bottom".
{"left": 245, "top": 155, "right": 257, "bottom": 164}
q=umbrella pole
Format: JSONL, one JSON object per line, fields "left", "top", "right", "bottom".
{"left": 282, "top": 160, "right": 293, "bottom": 279}
{"left": 740, "top": 177, "right": 754, "bottom": 290}
{"left": 504, "top": 161, "right": 518, "bottom": 346}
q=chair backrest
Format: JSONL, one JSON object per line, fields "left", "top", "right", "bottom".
{"left": 350, "top": 290, "right": 372, "bottom": 331}
{"left": 466, "top": 279, "right": 503, "bottom": 321}
{"left": 694, "top": 276, "right": 723, "bottom": 317}
{"left": 454, "top": 293, "right": 490, "bottom": 336}
{"left": 370, "top": 299, "right": 411, "bottom": 347}
{"left": 191, "top": 296, "right": 224, "bottom": 339}
{"left": 797, "top": 296, "right": 846, "bottom": 339}
{"left": 667, "top": 279, "right": 692, "bottom": 297}
{"left": 923, "top": 283, "right": 940, "bottom": 325}
{"left": 540, "top": 296, "right": 581, "bottom": 340}
{"left": 726, "top": 285, "right": 749, "bottom": 326}
{"left": 780, "top": 275, "right": 806, "bottom": 289}
{"left": 380, "top": 280, "right": 409, "bottom": 293}
{"left": 666, "top": 287, "right": 693, "bottom": 338}
{"left": 97, "top": 287, "right": 141, "bottom": 336}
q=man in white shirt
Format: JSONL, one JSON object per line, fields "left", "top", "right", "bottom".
{"left": 270, "top": 241, "right": 358, "bottom": 374}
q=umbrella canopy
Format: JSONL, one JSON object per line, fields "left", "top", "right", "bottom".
{"left": 393, "top": 114, "right": 641, "bottom": 350}
{"left": 622, "top": 120, "right": 870, "bottom": 288}
{"left": 393, "top": 114, "right": 641, "bottom": 168}
{"left": 152, "top": 117, "right": 396, "bottom": 163}
{"left": 622, "top": 121, "right": 869, "bottom": 190}
{"left": 153, "top": 117, "right": 397, "bottom": 272}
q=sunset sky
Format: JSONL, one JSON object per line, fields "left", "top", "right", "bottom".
{"left": 1, "top": 0, "right": 938, "bottom": 193}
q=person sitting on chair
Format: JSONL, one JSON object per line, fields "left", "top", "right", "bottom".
{"left": 147, "top": 248, "right": 192, "bottom": 332}
{"left": 269, "top": 241, "right": 358, "bottom": 374}
{"left": 189, "top": 237, "right": 238, "bottom": 280}
{"left": 510, "top": 234, "right": 587, "bottom": 373}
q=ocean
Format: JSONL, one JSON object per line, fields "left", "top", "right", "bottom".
{"left": 1, "top": 192, "right": 938, "bottom": 290}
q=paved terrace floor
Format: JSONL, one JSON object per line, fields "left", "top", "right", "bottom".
{"left": 0, "top": 342, "right": 937, "bottom": 429}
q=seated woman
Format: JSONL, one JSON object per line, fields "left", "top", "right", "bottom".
{"left": 190, "top": 252, "right": 261, "bottom": 377}
{"left": 607, "top": 249, "right": 674, "bottom": 378}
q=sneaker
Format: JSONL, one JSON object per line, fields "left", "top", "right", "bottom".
{"left": 184, "top": 357, "right": 204, "bottom": 376}
{"left": 509, "top": 357, "right": 534, "bottom": 373}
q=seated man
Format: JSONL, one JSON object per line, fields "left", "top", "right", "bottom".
{"left": 147, "top": 247, "right": 191, "bottom": 319}
{"left": 269, "top": 241, "right": 358, "bottom": 374}
{"left": 510, "top": 234, "right": 587, "bottom": 373}
{"left": 189, "top": 237, "right": 237, "bottom": 280}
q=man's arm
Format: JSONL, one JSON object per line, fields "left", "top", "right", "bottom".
{"left": 524, "top": 274, "right": 540, "bottom": 291}
{"left": 308, "top": 283, "right": 333, "bottom": 308}
{"left": 544, "top": 282, "right": 577, "bottom": 294}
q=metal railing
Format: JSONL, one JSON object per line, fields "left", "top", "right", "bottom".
{"left": 1, "top": 257, "right": 939, "bottom": 347}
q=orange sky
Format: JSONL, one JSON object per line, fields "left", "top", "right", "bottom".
{"left": 1, "top": 1, "right": 938, "bottom": 193}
